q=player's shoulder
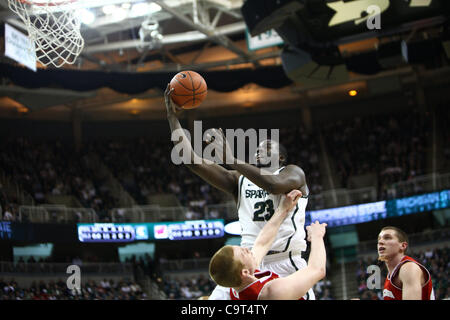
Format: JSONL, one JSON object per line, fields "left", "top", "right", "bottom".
{"left": 398, "top": 260, "right": 423, "bottom": 280}
{"left": 399, "top": 259, "right": 422, "bottom": 270}
{"left": 282, "top": 164, "right": 305, "bottom": 175}
{"left": 229, "top": 169, "right": 242, "bottom": 181}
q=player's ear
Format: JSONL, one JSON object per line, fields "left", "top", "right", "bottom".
{"left": 241, "top": 268, "right": 251, "bottom": 278}
{"left": 401, "top": 242, "right": 408, "bottom": 253}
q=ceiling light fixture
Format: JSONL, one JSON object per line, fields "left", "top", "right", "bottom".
{"left": 102, "top": 4, "right": 117, "bottom": 15}
{"left": 78, "top": 8, "right": 96, "bottom": 25}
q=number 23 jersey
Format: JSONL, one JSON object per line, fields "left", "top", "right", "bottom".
{"left": 237, "top": 167, "right": 307, "bottom": 253}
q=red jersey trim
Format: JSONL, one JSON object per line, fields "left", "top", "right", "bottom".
{"left": 239, "top": 270, "right": 272, "bottom": 292}
{"left": 256, "top": 271, "right": 276, "bottom": 300}
{"left": 230, "top": 270, "right": 276, "bottom": 300}
{"left": 388, "top": 256, "right": 431, "bottom": 291}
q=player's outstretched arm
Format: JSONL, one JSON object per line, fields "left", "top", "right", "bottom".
{"left": 251, "top": 190, "right": 302, "bottom": 267}
{"left": 398, "top": 262, "right": 423, "bottom": 300}
{"left": 259, "top": 221, "right": 327, "bottom": 300}
{"left": 164, "top": 84, "right": 239, "bottom": 197}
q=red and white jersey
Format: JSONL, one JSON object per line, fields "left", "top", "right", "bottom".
{"left": 229, "top": 269, "right": 307, "bottom": 300}
{"left": 230, "top": 270, "right": 278, "bottom": 300}
{"left": 383, "top": 255, "right": 435, "bottom": 300}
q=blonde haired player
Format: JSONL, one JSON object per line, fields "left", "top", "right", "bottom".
{"left": 164, "top": 84, "right": 315, "bottom": 300}
{"left": 377, "top": 226, "right": 434, "bottom": 300}
{"left": 209, "top": 190, "right": 327, "bottom": 300}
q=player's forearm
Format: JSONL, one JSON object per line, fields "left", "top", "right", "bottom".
{"left": 253, "top": 208, "right": 289, "bottom": 261}
{"left": 306, "top": 235, "right": 326, "bottom": 279}
{"left": 167, "top": 114, "right": 203, "bottom": 165}
{"left": 167, "top": 113, "right": 182, "bottom": 133}
{"left": 401, "top": 277, "right": 422, "bottom": 300}
{"left": 402, "top": 286, "right": 422, "bottom": 300}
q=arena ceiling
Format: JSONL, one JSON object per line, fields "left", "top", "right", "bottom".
{"left": 0, "top": 0, "right": 449, "bottom": 122}
{"left": 0, "top": 0, "right": 292, "bottom": 121}
{"left": 0, "top": 0, "right": 261, "bottom": 71}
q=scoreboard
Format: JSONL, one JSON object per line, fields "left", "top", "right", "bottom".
{"left": 77, "top": 219, "right": 225, "bottom": 243}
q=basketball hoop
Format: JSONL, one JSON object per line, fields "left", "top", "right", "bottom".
{"left": 8, "top": 0, "right": 84, "bottom": 68}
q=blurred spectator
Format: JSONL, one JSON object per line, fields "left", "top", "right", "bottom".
{"left": 2, "top": 206, "right": 14, "bottom": 221}
{"left": 322, "top": 110, "right": 431, "bottom": 200}
{"left": 72, "top": 257, "right": 82, "bottom": 266}
{"left": 321, "top": 288, "right": 333, "bottom": 300}
{"left": 161, "top": 273, "right": 215, "bottom": 300}
{"left": 313, "top": 277, "right": 334, "bottom": 300}
{"left": 0, "top": 107, "right": 443, "bottom": 221}
{"left": 0, "top": 278, "right": 146, "bottom": 300}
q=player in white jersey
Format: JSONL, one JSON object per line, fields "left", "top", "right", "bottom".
{"left": 164, "top": 84, "right": 314, "bottom": 300}
{"left": 229, "top": 167, "right": 314, "bottom": 301}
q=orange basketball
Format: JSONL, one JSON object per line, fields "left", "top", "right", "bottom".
{"left": 169, "top": 71, "right": 208, "bottom": 109}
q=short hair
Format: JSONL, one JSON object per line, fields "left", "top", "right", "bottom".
{"left": 381, "top": 226, "right": 409, "bottom": 253}
{"left": 209, "top": 246, "right": 243, "bottom": 288}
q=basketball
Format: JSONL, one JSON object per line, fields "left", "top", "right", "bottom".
{"left": 169, "top": 71, "right": 208, "bottom": 109}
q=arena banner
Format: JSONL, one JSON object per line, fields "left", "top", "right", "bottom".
{"left": 307, "top": 189, "right": 450, "bottom": 227}
{"left": 0, "top": 221, "right": 13, "bottom": 240}
{"left": 308, "top": 201, "right": 387, "bottom": 228}
{"left": 3, "top": 191, "right": 448, "bottom": 243}
{"left": 4, "top": 23, "right": 36, "bottom": 72}
{"left": 386, "top": 189, "right": 450, "bottom": 217}
{"left": 77, "top": 219, "right": 225, "bottom": 243}
{"left": 0, "top": 63, "right": 292, "bottom": 94}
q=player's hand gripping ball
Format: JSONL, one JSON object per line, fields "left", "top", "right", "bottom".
{"left": 169, "top": 71, "right": 208, "bottom": 109}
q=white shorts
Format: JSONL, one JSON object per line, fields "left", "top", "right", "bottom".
{"left": 208, "top": 250, "right": 315, "bottom": 300}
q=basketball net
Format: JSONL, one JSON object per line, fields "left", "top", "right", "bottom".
{"left": 8, "top": 0, "right": 84, "bottom": 68}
